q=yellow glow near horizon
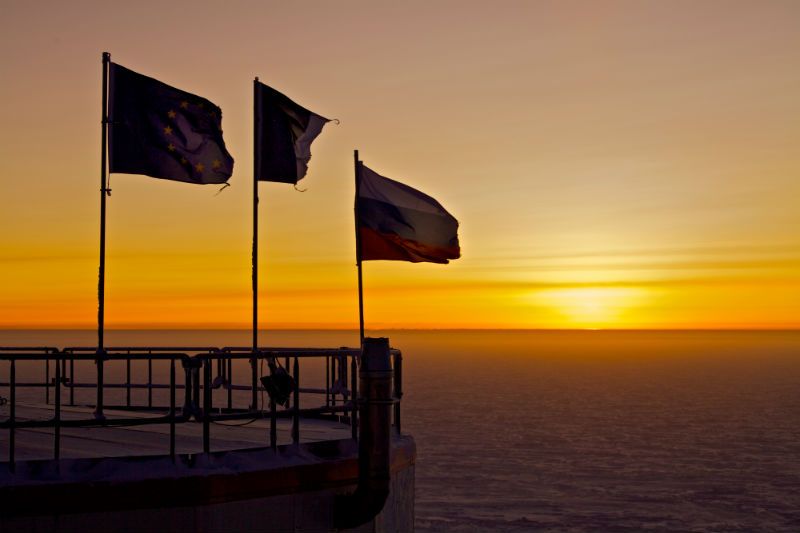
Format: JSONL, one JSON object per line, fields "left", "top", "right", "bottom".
{"left": 530, "top": 288, "right": 647, "bottom": 329}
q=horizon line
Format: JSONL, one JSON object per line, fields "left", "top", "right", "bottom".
{"left": 2, "top": 327, "right": 799, "bottom": 333}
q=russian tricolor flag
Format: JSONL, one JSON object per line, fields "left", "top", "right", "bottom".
{"left": 357, "top": 165, "right": 461, "bottom": 264}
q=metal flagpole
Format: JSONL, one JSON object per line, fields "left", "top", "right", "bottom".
{"left": 252, "top": 77, "right": 261, "bottom": 411}
{"left": 95, "top": 51, "right": 110, "bottom": 420}
{"left": 353, "top": 150, "right": 365, "bottom": 347}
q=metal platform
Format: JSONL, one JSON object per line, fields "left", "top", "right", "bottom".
{"left": 0, "top": 401, "right": 351, "bottom": 461}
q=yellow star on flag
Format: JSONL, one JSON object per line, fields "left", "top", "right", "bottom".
{"left": 195, "top": 162, "right": 205, "bottom": 172}
{"left": 164, "top": 125, "right": 173, "bottom": 135}
{"left": 180, "top": 101, "right": 189, "bottom": 109}
{"left": 167, "top": 110, "right": 177, "bottom": 119}
{"left": 212, "top": 159, "right": 221, "bottom": 169}
{"left": 167, "top": 143, "right": 176, "bottom": 152}
{"left": 180, "top": 157, "right": 188, "bottom": 165}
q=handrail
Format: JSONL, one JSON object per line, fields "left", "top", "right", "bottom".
{"left": 0, "top": 347, "right": 60, "bottom": 353}
{"left": 62, "top": 346, "right": 220, "bottom": 353}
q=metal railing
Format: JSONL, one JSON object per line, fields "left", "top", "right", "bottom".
{"left": 0, "top": 345, "right": 403, "bottom": 473}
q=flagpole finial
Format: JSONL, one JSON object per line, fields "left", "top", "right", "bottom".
{"left": 102, "top": 51, "right": 110, "bottom": 62}
{"left": 254, "top": 76, "right": 259, "bottom": 82}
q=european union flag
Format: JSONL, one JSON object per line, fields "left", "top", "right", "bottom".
{"left": 109, "top": 63, "right": 234, "bottom": 184}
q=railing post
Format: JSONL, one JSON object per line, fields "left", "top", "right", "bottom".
{"left": 68, "top": 355, "right": 74, "bottom": 406}
{"left": 341, "top": 355, "right": 346, "bottom": 408}
{"left": 292, "top": 356, "right": 300, "bottom": 445}
{"left": 45, "top": 357, "right": 50, "bottom": 404}
{"left": 270, "top": 398, "right": 277, "bottom": 450}
{"left": 393, "top": 351, "right": 402, "bottom": 435}
{"left": 226, "top": 357, "right": 233, "bottom": 410}
{"left": 126, "top": 354, "right": 131, "bottom": 407}
{"left": 94, "top": 350, "right": 105, "bottom": 420}
{"left": 170, "top": 358, "right": 176, "bottom": 459}
{"left": 250, "top": 353, "right": 258, "bottom": 411}
{"left": 351, "top": 352, "right": 358, "bottom": 441}
{"left": 325, "top": 354, "right": 330, "bottom": 407}
{"left": 182, "top": 359, "right": 194, "bottom": 418}
{"left": 9, "top": 360, "right": 15, "bottom": 472}
{"left": 55, "top": 355, "right": 61, "bottom": 460}
{"left": 192, "top": 363, "right": 201, "bottom": 419}
{"left": 331, "top": 355, "right": 337, "bottom": 409}
{"left": 203, "top": 358, "right": 211, "bottom": 453}
{"left": 147, "top": 356, "right": 153, "bottom": 408}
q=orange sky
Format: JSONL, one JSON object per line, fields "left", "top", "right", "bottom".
{"left": 1, "top": 1, "right": 799, "bottom": 329}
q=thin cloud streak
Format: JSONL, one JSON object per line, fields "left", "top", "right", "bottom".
{"left": 474, "top": 243, "right": 800, "bottom": 263}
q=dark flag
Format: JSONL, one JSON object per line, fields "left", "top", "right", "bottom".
{"left": 108, "top": 63, "right": 234, "bottom": 184}
{"left": 255, "top": 81, "right": 330, "bottom": 184}
{"left": 357, "top": 165, "right": 461, "bottom": 264}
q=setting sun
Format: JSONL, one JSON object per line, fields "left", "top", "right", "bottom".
{"left": 529, "top": 287, "right": 647, "bottom": 329}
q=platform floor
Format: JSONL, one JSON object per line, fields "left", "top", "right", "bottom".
{"left": 0, "top": 402, "right": 352, "bottom": 462}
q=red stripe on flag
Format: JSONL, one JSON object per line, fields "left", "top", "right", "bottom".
{"left": 359, "top": 227, "right": 459, "bottom": 264}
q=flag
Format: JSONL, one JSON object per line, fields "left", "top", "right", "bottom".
{"left": 255, "top": 81, "right": 330, "bottom": 184}
{"left": 108, "top": 63, "right": 234, "bottom": 184}
{"left": 357, "top": 165, "right": 461, "bottom": 264}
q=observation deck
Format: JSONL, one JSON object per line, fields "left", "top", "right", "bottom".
{"left": 0, "top": 341, "right": 415, "bottom": 532}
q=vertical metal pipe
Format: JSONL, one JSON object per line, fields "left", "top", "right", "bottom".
{"left": 227, "top": 358, "right": 232, "bottom": 410}
{"left": 148, "top": 358, "right": 153, "bottom": 408}
{"left": 359, "top": 338, "right": 393, "bottom": 486}
{"left": 393, "top": 351, "right": 402, "bottom": 435}
{"left": 331, "top": 356, "right": 337, "bottom": 408}
{"left": 170, "top": 359, "right": 176, "bottom": 459}
{"left": 325, "top": 354, "right": 330, "bottom": 407}
{"left": 9, "top": 360, "right": 15, "bottom": 471}
{"left": 69, "top": 356, "right": 74, "bottom": 406}
{"left": 203, "top": 359, "right": 211, "bottom": 453}
{"left": 351, "top": 354, "right": 358, "bottom": 441}
{"left": 193, "top": 365, "right": 201, "bottom": 419}
{"left": 270, "top": 400, "right": 277, "bottom": 450}
{"left": 292, "top": 357, "right": 300, "bottom": 445}
{"left": 182, "top": 362, "right": 193, "bottom": 418}
{"left": 45, "top": 357, "right": 50, "bottom": 404}
{"left": 126, "top": 358, "right": 131, "bottom": 407}
{"left": 95, "top": 352, "right": 105, "bottom": 421}
{"left": 251, "top": 355, "right": 258, "bottom": 411}
{"left": 333, "top": 337, "right": 393, "bottom": 528}
{"left": 55, "top": 357, "right": 61, "bottom": 460}
{"left": 342, "top": 355, "right": 348, "bottom": 411}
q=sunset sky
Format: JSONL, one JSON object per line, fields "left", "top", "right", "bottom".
{"left": 1, "top": 1, "right": 798, "bottom": 329}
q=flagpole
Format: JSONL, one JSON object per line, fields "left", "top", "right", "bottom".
{"left": 353, "top": 150, "right": 365, "bottom": 347}
{"left": 96, "top": 51, "right": 110, "bottom": 420}
{"left": 252, "top": 77, "right": 261, "bottom": 411}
